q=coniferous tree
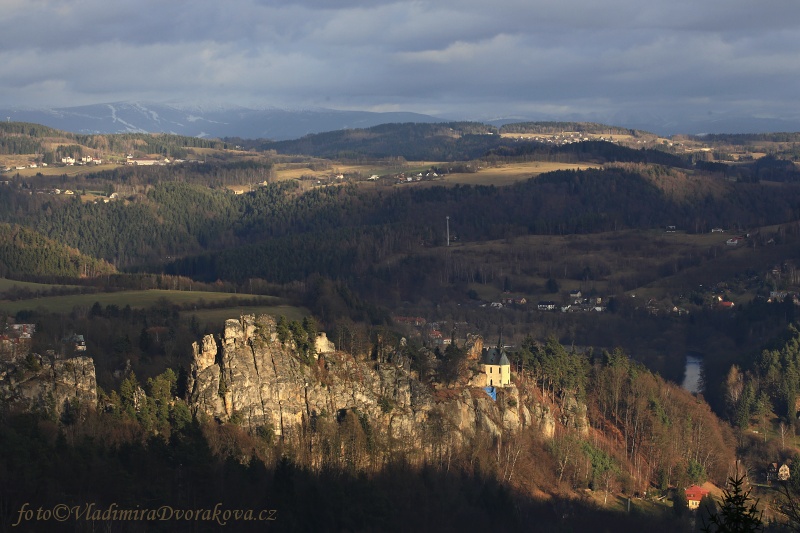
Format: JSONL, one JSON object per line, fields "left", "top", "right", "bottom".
{"left": 701, "top": 472, "right": 762, "bottom": 532}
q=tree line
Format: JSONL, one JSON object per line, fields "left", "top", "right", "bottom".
{"left": 0, "top": 223, "right": 116, "bottom": 279}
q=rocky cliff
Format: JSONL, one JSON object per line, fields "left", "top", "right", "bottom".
{"left": 0, "top": 354, "right": 97, "bottom": 416}
{"left": 187, "top": 315, "right": 586, "bottom": 449}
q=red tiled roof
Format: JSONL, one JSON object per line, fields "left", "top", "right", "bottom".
{"left": 685, "top": 485, "right": 709, "bottom": 501}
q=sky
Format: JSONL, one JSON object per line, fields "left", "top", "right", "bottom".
{"left": 2, "top": 0, "right": 799, "bottom": 126}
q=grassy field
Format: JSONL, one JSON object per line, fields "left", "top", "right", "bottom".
{"left": 0, "top": 278, "right": 80, "bottom": 292}
{"left": 273, "top": 161, "right": 438, "bottom": 181}
{"left": 226, "top": 161, "right": 442, "bottom": 193}
{"left": 0, "top": 289, "right": 284, "bottom": 314}
{"left": 5, "top": 163, "right": 121, "bottom": 178}
{"left": 222, "top": 160, "right": 595, "bottom": 191}
{"left": 441, "top": 162, "right": 599, "bottom": 186}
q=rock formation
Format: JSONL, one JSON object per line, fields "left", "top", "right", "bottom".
{"left": 0, "top": 354, "right": 97, "bottom": 416}
{"left": 465, "top": 333, "right": 483, "bottom": 361}
{"left": 187, "top": 315, "right": 566, "bottom": 450}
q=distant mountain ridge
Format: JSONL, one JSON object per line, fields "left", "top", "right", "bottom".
{"left": 0, "top": 102, "right": 446, "bottom": 141}
{"left": 3, "top": 102, "right": 800, "bottom": 140}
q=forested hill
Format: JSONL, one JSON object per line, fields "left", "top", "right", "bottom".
{"left": 0, "top": 122, "right": 230, "bottom": 159}
{"left": 2, "top": 120, "right": 653, "bottom": 162}
{"left": 0, "top": 223, "right": 116, "bottom": 279}
{"left": 1, "top": 165, "right": 798, "bottom": 281}
{"left": 253, "top": 122, "right": 501, "bottom": 160}
{"left": 248, "top": 122, "right": 671, "bottom": 162}
{"left": 164, "top": 166, "right": 800, "bottom": 284}
{"left": 487, "top": 141, "right": 689, "bottom": 168}
{"left": 693, "top": 132, "right": 800, "bottom": 144}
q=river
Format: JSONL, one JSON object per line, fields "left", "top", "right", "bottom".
{"left": 682, "top": 354, "right": 703, "bottom": 394}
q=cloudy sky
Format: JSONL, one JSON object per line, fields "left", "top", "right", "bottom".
{"left": 2, "top": 0, "right": 799, "bottom": 126}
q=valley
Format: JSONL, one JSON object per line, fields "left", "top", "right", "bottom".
{"left": 2, "top": 119, "right": 800, "bottom": 531}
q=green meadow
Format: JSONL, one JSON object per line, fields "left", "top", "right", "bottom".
{"left": 0, "top": 278, "right": 79, "bottom": 292}
{"left": 0, "top": 288, "right": 285, "bottom": 315}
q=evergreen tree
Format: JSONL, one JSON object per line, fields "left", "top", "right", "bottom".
{"left": 701, "top": 473, "right": 762, "bottom": 532}
{"left": 674, "top": 488, "right": 689, "bottom": 519}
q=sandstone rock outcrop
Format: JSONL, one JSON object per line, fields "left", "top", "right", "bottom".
{"left": 0, "top": 354, "right": 97, "bottom": 416}
{"left": 187, "top": 315, "right": 562, "bottom": 450}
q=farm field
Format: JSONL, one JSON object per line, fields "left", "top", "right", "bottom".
{"left": 0, "top": 288, "right": 283, "bottom": 314}
{"left": 275, "top": 163, "right": 359, "bottom": 180}
{"left": 4, "top": 163, "right": 121, "bottom": 178}
{"left": 440, "top": 162, "right": 599, "bottom": 186}
{"left": 228, "top": 161, "right": 444, "bottom": 192}
{"left": 273, "top": 161, "right": 439, "bottom": 181}
{"left": 160, "top": 159, "right": 595, "bottom": 192}
{"left": 0, "top": 278, "right": 80, "bottom": 293}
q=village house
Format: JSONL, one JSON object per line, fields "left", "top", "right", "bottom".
{"left": 428, "top": 330, "right": 444, "bottom": 345}
{"left": 127, "top": 158, "right": 159, "bottom": 166}
{"left": 393, "top": 316, "right": 426, "bottom": 327}
{"left": 684, "top": 485, "right": 709, "bottom": 510}
{"left": 768, "top": 463, "right": 778, "bottom": 481}
{"left": 64, "top": 334, "right": 86, "bottom": 352}
{"left": 770, "top": 291, "right": 789, "bottom": 302}
{"left": 9, "top": 323, "right": 35, "bottom": 337}
{"left": 768, "top": 462, "right": 791, "bottom": 482}
{"left": 0, "top": 323, "right": 36, "bottom": 362}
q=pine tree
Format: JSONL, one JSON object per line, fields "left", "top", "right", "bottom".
{"left": 701, "top": 472, "right": 762, "bottom": 532}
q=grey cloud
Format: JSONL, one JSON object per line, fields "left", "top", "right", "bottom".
{"left": 1, "top": 0, "right": 799, "bottom": 130}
